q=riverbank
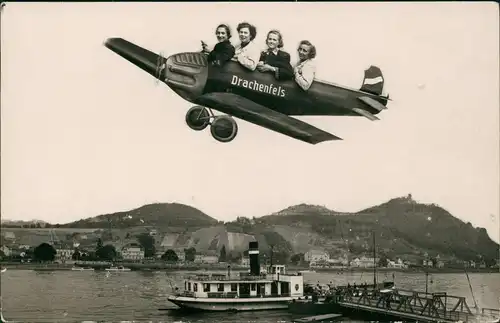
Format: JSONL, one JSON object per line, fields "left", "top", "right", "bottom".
{"left": 313, "top": 266, "right": 500, "bottom": 274}
{"left": 0, "top": 262, "right": 252, "bottom": 271}
{"left": 1, "top": 262, "right": 498, "bottom": 274}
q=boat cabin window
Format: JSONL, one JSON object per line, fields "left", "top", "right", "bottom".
{"left": 218, "top": 283, "right": 224, "bottom": 292}
{"left": 271, "top": 265, "right": 286, "bottom": 274}
{"left": 187, "top": 282, "right": 191, "bottom": 291}
{"left": 203, "top": 283, "right": 210, "bottom": 292}
{"left": 231, "top": 283, "right": 237, "bottom": 292}
{"left": 193, "top": 283, "right": 198, "bottom": 292}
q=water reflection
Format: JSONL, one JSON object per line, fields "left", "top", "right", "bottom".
{"left": 0, "top": 270, "right": 498, "bottom": 322}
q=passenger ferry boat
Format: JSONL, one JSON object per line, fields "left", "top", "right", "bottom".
{"left": 167, "top": 242, "right": 304, "bottom": 311}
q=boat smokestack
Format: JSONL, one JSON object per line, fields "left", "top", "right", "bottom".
{"left": 249, "top": 241, "right": 260, "bottom": 276}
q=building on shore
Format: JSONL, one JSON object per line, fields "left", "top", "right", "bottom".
{"left": 304, "top": 249, "right": 330, "bottom": 263}
{"left": 120, "top": 243, "right": 145, "bottom": 261}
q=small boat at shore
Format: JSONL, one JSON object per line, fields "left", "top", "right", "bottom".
{"left": 105, "top": 266, "right": 131, "bottom": 272}
{"left": 167, "top": 242, "right": 305, "bottom": 312}
{"left": 71, "top": 267, "right": 95, "bottom": 271}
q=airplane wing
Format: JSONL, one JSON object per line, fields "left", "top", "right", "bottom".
{"left": 195, "top": 92, "right": 342, "bottom": 144}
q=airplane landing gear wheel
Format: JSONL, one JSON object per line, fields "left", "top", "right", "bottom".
{"left": 210, "top": 116, "right": 238, "bottom": 143}
{"left": 185, "top": 106, "right": 210, "bottom": 131}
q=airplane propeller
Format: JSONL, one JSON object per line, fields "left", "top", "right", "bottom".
{"left": 155, "top": 51, "right": 166, "bottom": 85}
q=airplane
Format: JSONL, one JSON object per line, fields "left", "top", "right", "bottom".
{"left": 104, "top": 38, "right": 391, "bottom": 145}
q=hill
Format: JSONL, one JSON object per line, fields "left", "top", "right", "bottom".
{"left": 59, "top": 203, "right": 219, "bottom": 229}
{"left": 0, "top": 228, "right": 100, "bottom": 247}
{"left": 1, "top": 219, "right": 49, "bottom": 228}
{"left": 4, "top": 197, "right": 497, "bottom": 266}
{"left": 270, "top": 203, "right": 341, "bottom": 216}
{"left": 254, "top": 196, "right": 499, "bottom": 264}
{"left": 353, "top": 196, "right": 498, "bottom": 262}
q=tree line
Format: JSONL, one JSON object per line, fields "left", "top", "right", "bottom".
{"left": 2, "top": 223, "right": 63, "bottom": 228}
{"left": 1, "top": 241, "right": 334, "bottom": 267}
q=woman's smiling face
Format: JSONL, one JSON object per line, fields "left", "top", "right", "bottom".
{"left": 298, "top": 44, "right": 311, "bottom": 61}
{"left": 216, "top": 27, "right": 228, "bottom": 42}
{"left": 239, "top": 27, "right": 251, "bottom": 43}
{"left": 267, "top": 32, "right": 279, "bottom": 50}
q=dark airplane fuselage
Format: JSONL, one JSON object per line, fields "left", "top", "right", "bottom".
{"left": 103, "top": 38, "right": 387, "bottom": 118}
{"left": 206, "top": 61, "right": 388, "bottom": 117}
{"left": 165, "top": 52, "right": 387, "bottom": 117}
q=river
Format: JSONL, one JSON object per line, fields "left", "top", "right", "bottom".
{"left": 1, "top": 269, "right": 499, "bottom": 322}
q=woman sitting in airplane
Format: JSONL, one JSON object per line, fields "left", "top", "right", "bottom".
{"left": 232, "top": 22, "right": 261, "bottom": 71}
{"left": 201, "top": 24, "right": 235, "bottom": 67}
{"left": 256, "top": 30, "right": 294, "bottom": 81}
{"left": 293, "top": 40, "right": 317, "bottom": 91}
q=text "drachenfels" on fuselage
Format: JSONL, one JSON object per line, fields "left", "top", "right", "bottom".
{"left": 231, "top": 75, "right": 286, "bottom": 98}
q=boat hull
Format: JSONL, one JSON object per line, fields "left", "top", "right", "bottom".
{"left": 288, "top": 301, "right": 341, "bottom": 315}
{"left": 167, "top": 295, "right": 294, "bottom": 311}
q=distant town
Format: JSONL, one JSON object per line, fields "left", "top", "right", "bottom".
{"left": 1, "top": 225, "right": 498, "bottom": 272}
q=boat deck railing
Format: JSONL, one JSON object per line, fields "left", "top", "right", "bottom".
{"left": 184, "top": 273, "right": 270, "bottom": 281}
{"left": 184, "top": 271, "right": 303, "bottom": 282}
{"left": 173, "top": 290, "right": 293, "bottom": 299}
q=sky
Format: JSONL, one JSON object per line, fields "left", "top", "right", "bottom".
{"left": 1, "top": 2, "right": 499, "bottom": 243}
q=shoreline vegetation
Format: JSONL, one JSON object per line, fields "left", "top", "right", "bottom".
{"left": 1, "top": 262, "right": 498, "bottom": 274}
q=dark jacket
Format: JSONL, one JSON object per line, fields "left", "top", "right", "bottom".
{"left": 207, "top": 40, "right": 235, "bottom": 66}
{"left": 259, "top": 49, "right": 294, "bottom": 81}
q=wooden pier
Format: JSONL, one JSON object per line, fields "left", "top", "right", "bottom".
{"left": 328, "top": 287, "right": 499, "bottom": 323}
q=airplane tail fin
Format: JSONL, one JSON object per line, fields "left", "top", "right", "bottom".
{"left": 360, "top": 65, "right": 385, "bottom": 96}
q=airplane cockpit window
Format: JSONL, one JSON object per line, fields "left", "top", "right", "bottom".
{"left": 293, "top": 40, "right": 317, "bottom": 91}
{"left": 257, "top": 30, "right": 294, "bottom": 81}
{"left": 203, "top": 24, "right": 235, "bottom": 67}
{"left": 233, "top": 22, "right": 261, "bottom": 71}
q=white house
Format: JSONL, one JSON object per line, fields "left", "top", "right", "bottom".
{"left": 350, "top": 256, "right": 379, "bottom": 268}
{"left": 194, "top": 254, "right": 218, "bottom": 264}
{"left": 387, "top": 258, "right": 407, "bottom": 269}
{"left": 327, "top": 256, "right": 349, "bottom": 266}
{"left": 304, "top": 250, "right": 330, "bottom": 263}
{"left": 56, "top": 247, "right": 74, "bottom": 261}
{"left": 121, "top": 244, "right": 145, "bottom": 261}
